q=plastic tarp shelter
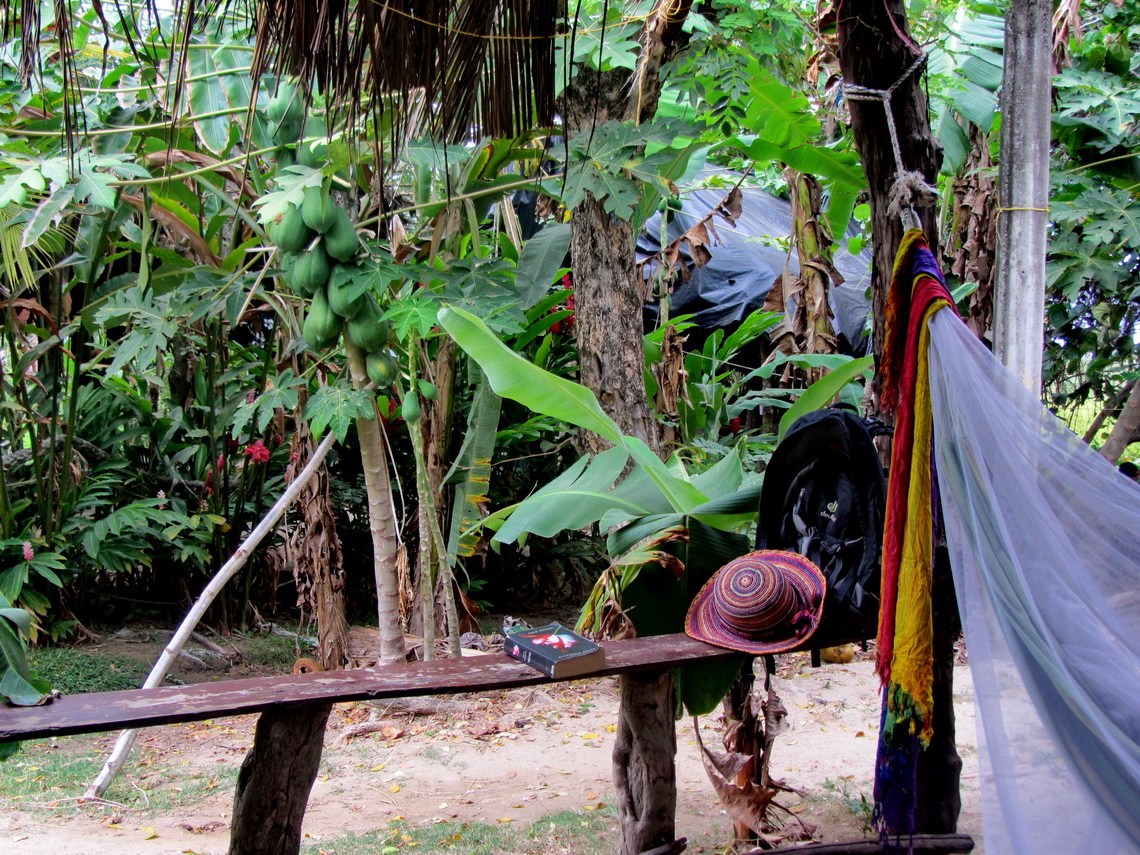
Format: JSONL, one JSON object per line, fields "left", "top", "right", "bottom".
{"left": 637, "top": 175, "right": 874, "bottom": 355}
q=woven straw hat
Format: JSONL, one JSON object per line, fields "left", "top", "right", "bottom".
{"left": 685, "top": 550, "right": 827, "bottom": 655}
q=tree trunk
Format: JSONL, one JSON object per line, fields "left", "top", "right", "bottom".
{"left": 994, "top": 0, "right": 1052, "bottom": 390}
{"left": 941, "top": 125, "right": 998, "bottom": 342}
{"left": 613, "top": 670, "right": 677, "bottom": 855}
{"left": 837, "top": 0, "right": 961, "bottom": 835}
{"left": 287, "top": 428, "right": 350, "bottom": 670}
{"left": 570, "top": 195, "right": 660, "bottom": 455}
{"left": 786, "top": 168, "right": 840, "bottom": 380}
{"left": 228, "top": 703, "right": 331, "bottom": 855}
{"left": 345, "top": 340, "right": 406, "bottom": 664}
{"left": 1099, "top": 380, "right": 1140, "bottom": 464}
{"left": 560, "top": 5, "right": 694, "bottom": 850}
{"left": 837, "top": 0, "right": 940, "bottom": 373}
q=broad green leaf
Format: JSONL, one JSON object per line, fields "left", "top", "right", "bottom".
{"left": 304, "top": 386, "right": 376, "bottom": 443}
{"left": 516, "top": 223, "right": 571, "bottom": 309}
{"left": 25, "top": 183, "right": 76, "bottom": 247}
{"left": 0, "top": 163, "right": 46, "bottom": 207}
{"left": 0, "top": 618, "right": 47, "bottom": 706}
{"left": 625, "top": 437, "right": 708, "bottom": 513}
{"left": 74, "top": 168, "right": 118, "bottom": 209}
{"left": 777, "top": 355, "right": 874, "bottom": 441}
{"left": 493, "top": 447, "right": 643, "bottom": 544}
{"left": 438, "top": 306, "right": 624, "bottom": 447}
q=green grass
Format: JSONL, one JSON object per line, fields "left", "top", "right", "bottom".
{"left": 240, "top": 628, "right": 316, "bottom": 671}
{"left": 0, "top": 738, "right": 239, "bottom": 813}
{"left": 28, "top": 648, "right": 148, "bottom": 694}
{"left": 300, "top": 809, "right": 620, "bottom": 855}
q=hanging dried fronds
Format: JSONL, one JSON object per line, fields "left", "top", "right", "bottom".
{"left": 247, "top": 0, "right": 558, "bottom": 142}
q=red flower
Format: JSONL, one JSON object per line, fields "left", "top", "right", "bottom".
{"left": 244, "top": 440, "right": 270, "bottom": 464}
{"left": 22, "top": 541, "right": 33, "bottom": 561}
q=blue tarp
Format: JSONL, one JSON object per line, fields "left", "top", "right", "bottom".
{"left": 637, "top": 177, "right": 873, "bottom": 355}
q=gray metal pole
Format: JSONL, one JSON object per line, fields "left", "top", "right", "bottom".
{"left": 994, "top": 0, "right": 1052, "bottom": 389}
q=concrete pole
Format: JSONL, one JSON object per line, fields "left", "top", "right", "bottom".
{"left": 994, "top": 0, "right": 1052, "bottom": 389}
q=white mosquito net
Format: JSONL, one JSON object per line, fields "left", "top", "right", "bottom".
{"left": 927, "top": 309, "right": 1140, "bottom": 855}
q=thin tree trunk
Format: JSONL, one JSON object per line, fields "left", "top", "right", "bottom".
{"left": 786, "top": 168, "right": 840, "bottom": 379}
{"left": 1099, "top": 380, "right": 1140, "bottom": 464}
{"left": 613, "top": 670, "right": 677, "bottom": 855}
{"left": 288, "top": 428, "right": 350, "bottom": 669}
{"left": 837, "top": 0, "right": 961, "bottom": 835}
{"left": 1083, "top": 380, "right": 1134, "bottom": 444}
{"left": 345, "top": 340, "right": 405, "bottom": 665}
{"left": 994, "top": 0, "right": 1052, "bottom": 389}
{"left": 561, "top": 5, "right": 693, "bottom": 851}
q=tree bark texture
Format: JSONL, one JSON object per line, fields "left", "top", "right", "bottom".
{"left": 994, "top": 0, "right": 1052, "bottom": 390}
{"left": 345, "top": 341, "right": 406, "bottom": 664}
{"left": 1098, "top": 379, "right": 1140, "bottom": 464}
{"left": 941, "top": 125, "right": 998, "bottom": 342}
{"left": 570, "top": 195, "right": 660, "bottom": 455}
{"left": 228, "top": 703, "right": 332, "bottom": 855}
{"left": 837, "top": 0, "right": 941, "bottom": 378}
{"left": 287, "top": 429, "right": 349, "bottom": 670}
{"left": 837, "top": 0, "right": 961, "bottom": 835}
{"left": 786, "top": 168, "right": 840, "bottom": 379}
{"left": 613, "top": 670, "right": 677, "bottom": 855}
{"left": 560, "top": 5, "right": 694, "bottom": 850}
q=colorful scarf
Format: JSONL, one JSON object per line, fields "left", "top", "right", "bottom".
{"left": 873, "top": 230, "right": 958, "bottom": 834}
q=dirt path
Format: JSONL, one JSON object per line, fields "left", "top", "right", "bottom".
{"left": 0, "top": 650, "right": 982, "bottom": 854}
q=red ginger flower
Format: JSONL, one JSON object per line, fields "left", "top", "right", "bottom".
{"left": 244, "top": 440, "right": 270, "bottom": 464}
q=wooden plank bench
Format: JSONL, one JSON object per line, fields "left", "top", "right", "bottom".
{"left": 1, "top": 634, "right": 742, "bottom": 855}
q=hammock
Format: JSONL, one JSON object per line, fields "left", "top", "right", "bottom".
{"left": 878, "top": 231, "right": 1140, "bottom": 854}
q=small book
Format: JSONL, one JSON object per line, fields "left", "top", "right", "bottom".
{"left": 503, "top": 622, "right": 605, "bottom": 679}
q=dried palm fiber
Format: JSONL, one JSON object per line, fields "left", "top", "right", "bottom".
{"left": 247, "top": 0, "right": 558, "bottom": 142}
{"left": 873, "top": 229, "right": 957, "bottom": 835}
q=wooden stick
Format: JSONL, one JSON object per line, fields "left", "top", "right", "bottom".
{"left": 82, "top": 431, "right": 338, "bottom": 799}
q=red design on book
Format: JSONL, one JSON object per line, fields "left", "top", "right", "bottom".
{"left": 529, "top": 633, "right": 579, "bottom": 650}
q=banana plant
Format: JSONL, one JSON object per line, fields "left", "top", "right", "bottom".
{"left": 439, "top": 305, "right": 769, "bottom": 711}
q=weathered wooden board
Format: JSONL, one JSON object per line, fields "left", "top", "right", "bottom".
{"left": 0, "top": 634, "right": 742, "bottom": 741}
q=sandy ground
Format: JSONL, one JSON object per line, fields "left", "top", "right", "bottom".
{"left": 0, "top": 649, "right": 982, "bottom": 854}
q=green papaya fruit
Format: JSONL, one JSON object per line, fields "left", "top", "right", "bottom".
{"left": 323, "top": 208, "right": 360, "bottom": 262}
{"left": 417, "top": 379, "right": 439, "bottom": 401}
{"left": 267, "top": 82, "right": 304, "bottom": 144}
{"left": 346, "top": 295, "right": 390, "bottom": 350}
{"left": 366, "top": 351, "right": 399, "bottom": 386}
{"left": 272, "top": 117, "right": 304, "bottom": 146}
{"left": 302, "top": 287, "right": 341, "bottom": 351}
{"left": 291, "top": 244, "right": 332, "bottom": 297}
{"left": 301, "top": 186, "right": 338, "bottom": 233}
{"left": 401, "top": 393, "right": 421, "bottom": 424}
{"left": 269, "top": 205, "right": 313, "bottom": 254}
{"left": 298, "top": 140, "right": 329, "bottom": 169}
{"left": 274, "top": 147, "right": 296, "bottom": 169}
{"left": 327, "top": 263, "right": 365, "bottom": 319}
{"left": 277, "top": 252, "right": 298, "bottom": 280}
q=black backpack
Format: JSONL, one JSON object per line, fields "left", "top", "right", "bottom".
{"left": 755, "top": 408, "right": 887, "bottom": 641}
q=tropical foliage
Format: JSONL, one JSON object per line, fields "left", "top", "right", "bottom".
{"left": 0, "top": 0, "right": 1135, "bottom": 662}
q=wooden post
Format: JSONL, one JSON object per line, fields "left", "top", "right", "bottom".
{"left": 613, "top": 670, "right": 677, "bottom": 855}
{"left": 994, "top": 0, "right": 1051, "bottom": 388}
{"left": 228, "top": 703, "right": 332, "bottom": 855}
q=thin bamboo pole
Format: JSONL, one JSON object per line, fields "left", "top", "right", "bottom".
{"left": 84, "top": 431, "right": 338, "bottom": 799}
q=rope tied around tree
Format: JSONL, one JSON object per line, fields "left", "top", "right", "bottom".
{"left": 844, "top": 51, "right": 934, "bottom": 230}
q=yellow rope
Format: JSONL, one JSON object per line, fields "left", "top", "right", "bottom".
{"left": 995, "top": 206, "right": 1050, "bottom": 214}
{"left": 365, "top": 0, "right": 654, "bottom": 41}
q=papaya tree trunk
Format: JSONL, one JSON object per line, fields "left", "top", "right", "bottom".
{"left": 345, "top": 340, "right": 405, "bottom": 664}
